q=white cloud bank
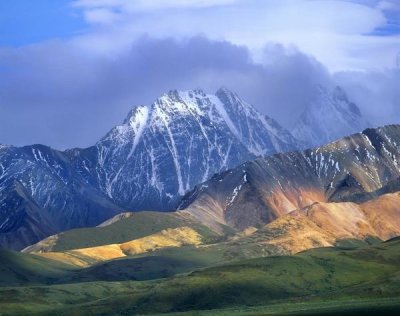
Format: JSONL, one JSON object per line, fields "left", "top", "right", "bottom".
{"left": 71, "top": 0, "right": 400, "bottom": 71}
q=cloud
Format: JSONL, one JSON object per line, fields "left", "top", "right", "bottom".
{"left": 0, "top": 1, "right": 398, "bottom": 149}
{"left": 0, "top": 36, "right": 330, "bottom": 149}
{"left": 70, "top": 0, "right": 400, "bottom": 71}
{"left": 334, "top": 68, "right": 400, "bottom": 126}
{"left": 72, "top": 0, "right": 238, "bottom": 11}
{"left": 377, "top": 0, "right": 400, "bottom": 11}
{"left": 83, "top": 8, "right": 122, "bottom": 24}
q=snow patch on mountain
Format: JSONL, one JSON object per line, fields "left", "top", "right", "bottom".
{"left": 127, "top": 106, "right": 149, "bottom": 159}
{"left": 209, "top": 94, "right": 240, "bottom": 138}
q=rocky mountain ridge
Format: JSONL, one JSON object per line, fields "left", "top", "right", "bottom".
{"left": 180, "top": 124, "right": 400, "bottom": 232}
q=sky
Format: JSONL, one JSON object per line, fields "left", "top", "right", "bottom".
{"left": 0, "top": 0, "right": 399, "bottom": 149}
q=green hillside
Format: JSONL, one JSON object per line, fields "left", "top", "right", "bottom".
{"left": 1, "top": 238, "right": 400, "bottom": 315}
{"left": 24, "top": 211, "right": 224, "bottom": 252}
{"left": 0, "top": 250, "right": 76, "bottom": 286}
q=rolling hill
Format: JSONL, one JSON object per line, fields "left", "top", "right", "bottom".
{"left": 1, "top": 238, "right": 400, "bottom": 315}
{"left": 23, "top": 211, "right": 225, "bottom": 254}
{"left": 21, "top": 191, "right": 400, "bottom": 275}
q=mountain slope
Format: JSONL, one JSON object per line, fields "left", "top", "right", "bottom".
{"left": 0, "top": 88, "right": 297, "bottom": 250}
{"left": 0, "top": 250, "right": 76, "bottom": 286}
{"left": 0, "top": 179, "right": 55, "bottom": 250}
{"left": 240, "top": 191, "right": 400, "bottom": 255}
{"left": 180, "top": 124, "right": 400, "bottom": 231}
{"left": 292, "top": 86, "right": 369, "bottom": 147}
{"left": 0, "top": 145, "right": 122, "bottom": 250}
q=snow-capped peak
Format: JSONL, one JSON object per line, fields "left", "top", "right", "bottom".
{"left": 292, "top": 85, "right": 369, "bottom": 147}
{"left": 94, "top": 87, "right": 299, "bottom": 209}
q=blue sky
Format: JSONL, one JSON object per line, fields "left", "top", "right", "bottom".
{"left": 371, "top": 8, "right": 400, "bottom": 36}
{"left": 0, "top": 0, "right": 399, "bottom": 148}
{"left": 0, "top": 0, "right": 86, "bottom": 46}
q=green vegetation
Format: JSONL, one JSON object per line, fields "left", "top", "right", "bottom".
{"left": 334, "top": 236, "right": 382, "bottom": 250}
{"left": 1, "top": 238, "right": 400, "bottom": 315}
{"left": 27, "top": 211, "right": 222, "bottom": 252}
{"left": 64, "top": 253, "right": 213, "bottom": 283}
{"left": 152, "top": 298, "right": 400, "bottom": 315}
{"left": 0, "top": 250, "right": 76, "bottom": 286}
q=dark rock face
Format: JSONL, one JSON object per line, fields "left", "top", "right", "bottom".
{"left": 0, "top": 89, "right": 298, "bottom": 250}
{"left": 0, "top": 145, "right": 123, "bottom": 250}
{"left": 181, "top": 125, "right": 400, "bottom": 232}
{"left": 0, "top": 181, "right": 56, "bottom": 250}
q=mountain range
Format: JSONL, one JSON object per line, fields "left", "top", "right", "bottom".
{"left": 6, "top": 130, "right": 400, "bottom": 313}
{"left": 0, "top": 88, "right": 301, "bottom": 250}
{"left": 0, "top": 86, "right": 373, "bottom": 250}
{"left": 21, "top": 123, "right": 400, "bottom": 262}
{"left": 1, "top": 85, "right": 400, "bottom": 315}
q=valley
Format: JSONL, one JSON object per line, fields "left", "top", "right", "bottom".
{"left": 1, "top": 237, "right": 400, "bottom": 315}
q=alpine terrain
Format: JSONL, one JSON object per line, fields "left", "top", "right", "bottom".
{"left": 2, "top": 125, "right": 400, "bottom": 316}
{"left": 24, "top": 125, "right": 400, "bottom": 258}
{"left": 0, "top": 88, "right": 298, "bottom": 250}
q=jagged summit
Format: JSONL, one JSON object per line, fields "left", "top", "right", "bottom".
{"left": 94, "top": 87, "right": 299, "bottom": 201}
{"left": 292, "top": 85, "right": 369, "bottom": 147}
{"left": 108, "top": 88, "right": 298, "bottom": 157}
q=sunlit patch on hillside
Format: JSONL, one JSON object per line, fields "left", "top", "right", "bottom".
{"left": 36, "top": 227, "right": 202, "bottom": 266}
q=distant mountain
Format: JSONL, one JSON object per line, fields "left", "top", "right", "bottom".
{"left": 179, "top": 124, "right": 400, "bottom": 232}
{"left": 0, "top": 88, "right": 298, "bottom": 250}
{"left": 292, "top": 86, "right": 370, "bottom": 147}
